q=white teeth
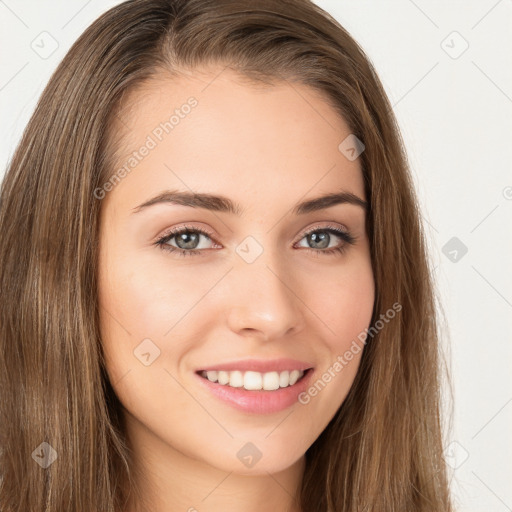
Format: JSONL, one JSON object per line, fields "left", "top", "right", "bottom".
{"left": 289, "top": 369, "right": 301, "bottom": 386}
{"left": 244, "top": 371, "right": 262, "bottom": 390}
{"left": 206, "top": 370, "right": 218, "bottom": 382}
{"left": 230, "top": 370, "right": 244, "bottom": 388}
{"left": 217, "top": 371, "right": 229, "bottom": 385}
{"left": 263, "top": 371, "right": 280, "bottom": 390}
{"left": 201, "top": 369, "right": 306, "bottom": 390}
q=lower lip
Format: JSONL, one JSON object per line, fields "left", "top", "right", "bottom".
{"left": 194, "top": 369, "right": 314, "bottom": 414}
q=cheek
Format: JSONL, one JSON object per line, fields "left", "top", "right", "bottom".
{"left": 97, "top": 247, "right": 212, "bottom": 384}
{"left": 303, "top": 256, "right": 375, "bottom": 349}
{"left": 99, "top": 248, "right": 190, "bottom": 336}
{"left": 97, "top": 250, "right": 201, "bottom": 423}
{"left": 294, "top": 256, "right": 374, "bottom": 417}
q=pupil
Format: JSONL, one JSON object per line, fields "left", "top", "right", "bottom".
{"left": 310, "top": 232, "right": 329, "bottom": 249}
{"left": 176, "top": 232, "right": 199, "bottom": 250}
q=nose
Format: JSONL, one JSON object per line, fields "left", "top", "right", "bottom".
{"left": 224, "top": 253, "right": 306, "bottom": 342}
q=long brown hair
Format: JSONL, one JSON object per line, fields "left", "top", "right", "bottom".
{"left": 0, "top": 1, "right": 453, "bottom": 510}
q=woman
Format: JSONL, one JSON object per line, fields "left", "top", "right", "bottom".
{"left": 0, "top": 0, "right": 453, "bottom": 510}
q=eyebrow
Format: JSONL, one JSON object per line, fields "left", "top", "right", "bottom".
{"left": 131, "top": 189, "right": 368, "bottom": 216}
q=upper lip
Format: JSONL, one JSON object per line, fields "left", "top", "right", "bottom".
{"left": 196, "top": 358, "right": 314, "bottom": 373}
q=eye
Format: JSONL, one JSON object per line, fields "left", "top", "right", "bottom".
{"left": 154, "top": 224, "right": 217, "bottom": 257}
{"left": 295, "top": 224, "right": 356, "bottom": 257}
{"left": 154, "top": 223, "right": 356, "bottom": 257}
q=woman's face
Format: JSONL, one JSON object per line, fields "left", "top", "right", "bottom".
{"left": 98, "top": 66, "right": 374, "bottom": 477}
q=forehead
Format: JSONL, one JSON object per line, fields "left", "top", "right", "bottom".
{"left": 104, "top": 66, "right": 366, "bottom": 213}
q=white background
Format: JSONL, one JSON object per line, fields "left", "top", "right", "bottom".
{"left": 1, "top": 1, "right": 511, "bottom": 511}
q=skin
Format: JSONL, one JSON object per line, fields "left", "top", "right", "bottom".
{"left": 97, "top": 65, "right": 375, "bottom": 512}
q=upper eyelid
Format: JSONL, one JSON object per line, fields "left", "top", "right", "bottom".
{"left": 157, "top": 224, "right": 215, "bottom": 243}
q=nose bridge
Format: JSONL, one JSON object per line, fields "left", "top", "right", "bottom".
{"left": 225, "top": 238, "right": 305, "bottom": 339}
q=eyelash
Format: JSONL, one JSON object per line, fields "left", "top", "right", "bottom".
{"left": 154, "top": 223, "right": 356, "bottom": 258}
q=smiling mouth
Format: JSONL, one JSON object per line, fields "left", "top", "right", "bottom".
{"left": 196, "top": 368, "right": 312, "bottom": 391}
